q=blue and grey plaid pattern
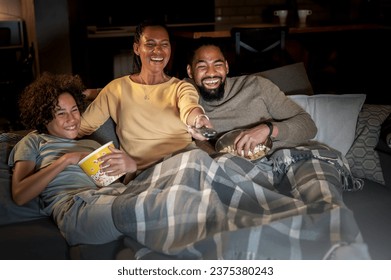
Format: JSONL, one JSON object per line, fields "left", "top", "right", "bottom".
{"left": 113, "top": 147, "right": 369, "bottom": 260}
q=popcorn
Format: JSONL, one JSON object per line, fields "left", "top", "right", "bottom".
{"left": 78, "top": 141, "right": 125, "bottom": 187}
{"left": 219, "top": 144, "right": 269, "bottom": 160}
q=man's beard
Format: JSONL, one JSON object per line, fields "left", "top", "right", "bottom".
{"left": 197, "top": 80, "right": 225, "bottom": 101}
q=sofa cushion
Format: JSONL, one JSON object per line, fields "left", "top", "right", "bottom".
{"left": 289, "top": 94, "right": 366, "bottom": 156}
{"left": 83, "top": 117, "right": 120, "bottom": 148}
{"left": 346, "top": 104, "right": 391, "bottom": 186}
{"left": 343, "top": 179, "right": 391, "bottom": 259}
{"left": 377, "top": 112, "right": 391, "bottom": 150}
{"left": 375, "top": 113, "right": 391, "bottom": 187}
{"left": 376, "top": 140, "right": 391, "bottom": 188}
{"left": 0, "top": 132, "right": 48, "bottom": 226}
{"left": 69, "top": 238, "right": 126, "bottom": 260}
{"left": 0, "top": 174, "right": 47, "bottom": 226}
{"left": 256, "top": 62, "right": 314, "bottom": 95}
{"left": 0, "top": 218, "right": 69, "bottom": 260}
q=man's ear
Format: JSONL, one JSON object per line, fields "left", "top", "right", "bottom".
{"left": 186, "top": 65, "right": 192, "bottom": 78}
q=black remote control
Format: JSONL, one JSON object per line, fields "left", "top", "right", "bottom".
{"left": 194, "top": 127, "right": 217, "bottom": 139}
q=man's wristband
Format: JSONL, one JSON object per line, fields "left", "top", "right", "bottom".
{"left": 265, "top": 122, "right": 273, "bottom": 139}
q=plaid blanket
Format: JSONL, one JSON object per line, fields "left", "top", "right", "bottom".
{"left": 112, "top": 146, "right": 370, "bottom": 259}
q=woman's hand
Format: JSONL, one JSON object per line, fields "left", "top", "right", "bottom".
{"left": 187, "top": 125, "right": 216, "bottom": 141}
{"left": 97, "top": 146, "right": 137, "bottom": 176}
{"left": 187, "top": 113, "right": 216, "bottom": 141}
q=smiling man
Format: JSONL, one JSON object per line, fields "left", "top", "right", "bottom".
{"left": 185, "top": 43, "right": 317, "bottom": 155}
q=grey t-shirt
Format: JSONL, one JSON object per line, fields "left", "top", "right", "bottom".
{"left": 8, "top": 132, "right": 101, "bottom": 215}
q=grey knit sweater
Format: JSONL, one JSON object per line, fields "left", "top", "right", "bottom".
{"left": 187, "top": 75, "right": 317, "bottom": 151}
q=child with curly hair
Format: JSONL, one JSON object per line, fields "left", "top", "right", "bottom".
{"left": 9, "top": 72, "right": 136, "bottom": 245}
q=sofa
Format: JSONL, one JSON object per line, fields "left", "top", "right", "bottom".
{"left": 1, "top": 63, "right": 390, "bottom": 260}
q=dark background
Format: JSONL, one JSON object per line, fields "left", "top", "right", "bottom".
{"left": 76, "top": 0, "right": 215, "bottom": 27}
{"left": 1, "top": 0, "right": 391, "bottom": 130}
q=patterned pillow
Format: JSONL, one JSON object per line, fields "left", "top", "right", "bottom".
{"left": 345, "top": 104, "right": 391, "bottom": 185}
{"left": 0, "top": 132, "right": 25, "bottom": 171}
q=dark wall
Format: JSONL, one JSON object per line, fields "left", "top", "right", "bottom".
{"left": 80, "top": 0, "right": 215, "bottom": 27}
{"left": 35, "top": 0, "right": 72, "bottom": 74}
{"left": 67, "top": 0, "right": 216, "bottom": 87}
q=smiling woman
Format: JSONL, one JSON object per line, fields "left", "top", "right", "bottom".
{"left": 78, "top": 19, "right": 213, "bottom": 173}
{"left": 130, "top": 20, "right": 172, "bottom": 80}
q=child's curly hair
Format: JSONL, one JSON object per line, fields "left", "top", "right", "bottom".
{"left": 19, "top": 72, "right": 88, "bottom": 133}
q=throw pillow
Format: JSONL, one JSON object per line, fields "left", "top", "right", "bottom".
{"left": 0, "top": 132, "right": 25, "bottom": 171}
{"left": 346, "top": 104, "right": 391, "bottom": 186}
{"left": 256, "top": 62, "right": 314, "bottom": 95}
{"left": 289, "top": 94, "right": 366, "bottom": 156}
{"left": 83, "top": 117, "right": 120, "bottom": 148}
{"left": 0, "top": 175, "right": 47, "bottom": 226}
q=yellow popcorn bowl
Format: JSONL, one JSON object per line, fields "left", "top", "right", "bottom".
{"left": 78, "top": 141, "right": 124, "bottom": 187}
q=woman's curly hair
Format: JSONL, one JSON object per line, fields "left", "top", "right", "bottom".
{"left": 19, "top": 72, "right": 88, "bottom": 133}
